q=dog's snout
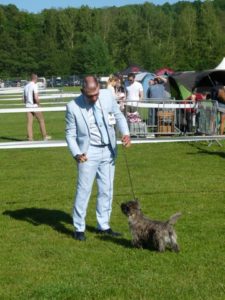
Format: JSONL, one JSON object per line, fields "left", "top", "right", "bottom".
{"left": 121, "top": 203, "right": 128, "bottom": 214}
{"left": 121, "top": 203, "right": 125, "bottom": 210}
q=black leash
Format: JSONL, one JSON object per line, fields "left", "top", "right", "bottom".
{"left": 122, "top": 145, "right": 136, "bottom": 200}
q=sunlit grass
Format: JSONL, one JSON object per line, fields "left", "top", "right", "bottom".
{"left": 1, "top": 112, "right": 225, "bottom": 299}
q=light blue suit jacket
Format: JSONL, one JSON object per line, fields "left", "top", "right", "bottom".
{"left": 65, "top": 89, "right": 129, "bottom": 158}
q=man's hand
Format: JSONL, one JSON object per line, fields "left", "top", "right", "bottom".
{"left": 75, "top": 154, "right": 88, "bottom": 163}
{"left": 34, "top": 93, "right": 40, "bottom": 105}
{"left": 121, "top": 135, "right": 131, "bottom": 147}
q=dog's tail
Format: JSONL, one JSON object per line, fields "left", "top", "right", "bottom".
{"left": 167, "top": 212, "right": 182, "bottom": 225}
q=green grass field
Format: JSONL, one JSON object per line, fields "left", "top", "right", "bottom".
{"left": 1, "top": 109, "right": 225, "bottom": 299}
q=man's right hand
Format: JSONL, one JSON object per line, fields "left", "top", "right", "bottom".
{"left": 121, "top": 135, "right": 131, "bottom": 147}
{"left": 75, "top": 154, "right": 88, "bottom": 163}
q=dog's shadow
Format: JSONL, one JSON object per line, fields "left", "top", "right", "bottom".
{"left": 3, "top": 207, "right": 74, "bottom": 237}
{"left": 96, "top": 235, "right": 159, "bottom": 251}
{"left": 95, "top": 234, "right": 133, "bottom": 249}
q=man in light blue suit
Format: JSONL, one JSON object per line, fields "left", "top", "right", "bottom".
{"left": 66, "top": 75, "right": 131, "bottom": 241}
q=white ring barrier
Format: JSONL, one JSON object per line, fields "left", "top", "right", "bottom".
{"left": 0, "top": 88, "right": 61, "bottom": 94}
{"left": 0, "top": 106, "right": 66, "bottom": 113}
{"left": 0, "top": 103, "right": 194, "bottom": 114}
{"left": 0, "top": 136, "right": 224, "bottom": 150}
{"left": 125, "top": 101, "right": 195, "bottom": 109}
{"left": 0, "top": 100, "right": 224, "bottom": 150}
{"left": 0, "top": 93, "right": 79, "bottom": 101}
{"left": 0, "top": 101, "right": 68, "bottom": 107}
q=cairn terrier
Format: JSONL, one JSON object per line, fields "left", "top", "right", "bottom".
{"left": 121, "top": 200, "right": 181, "bottom": 252}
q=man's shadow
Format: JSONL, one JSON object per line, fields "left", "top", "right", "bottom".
{"left": 188, "top": 143, "right": 225, "bottom": 159}
{"left": 3, "top": 208, "right": 133, "bottom": 248}
{"left": 0, "top": 136, "right": 24, "bottom": 142}
{"left": 3, "top": 207, "right": 74, "bottom": 237}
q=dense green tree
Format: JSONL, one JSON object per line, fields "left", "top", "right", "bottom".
{"left": 72, "top": 34, "right": 113, "bottom": 75}
{"left": 0, "top": 1, "right": 225, "bottom": 78}
{"left": 197, "top": 1, "right": 224, "bottom": 69}
{"left": 174, "top": 4, "right": 199, "bottom": 70}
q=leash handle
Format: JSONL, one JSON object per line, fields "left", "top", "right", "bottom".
{"left": 122, "top": 145, "right": 136, "bottom": 199}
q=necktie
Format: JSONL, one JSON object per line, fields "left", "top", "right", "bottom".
{"left": 92, "top": 104, "right": 109, "bottom": 145}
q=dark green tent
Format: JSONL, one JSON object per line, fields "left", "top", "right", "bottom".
{"left": 168, "top": 71, "right": 197, "bottom": 100}
{"left": 168, "top": 69, "right": 225, "bottom": 99}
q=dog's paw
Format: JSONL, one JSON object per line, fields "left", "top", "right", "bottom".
{"left": 172, "top": 244, "right": 180, "bottom": 253}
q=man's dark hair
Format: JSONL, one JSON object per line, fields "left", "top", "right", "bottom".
{"left": 128, "top": 73, "right": 135, "bottom": 79}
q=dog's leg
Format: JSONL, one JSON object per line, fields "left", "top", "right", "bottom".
{"left": 158, "top": 238, "right": 166, "bottom": 252}
{"left": 153, "top": 234, "right": 165, "bottom": 252}
{"left": 132, "top": 239, "right": 143, "bottom": 248}
{"left": 170, "top": 232, "right": 180, "bottom": 253}
{"left": 131, "top": 231, "right": 143, "bottom": 248}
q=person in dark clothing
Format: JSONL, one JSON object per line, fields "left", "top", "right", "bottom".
{"left": 147, "top": 76, "right": 168, "bottom": 126}
{"left": 211, "top": 84, "right": 225, "bottom": 135}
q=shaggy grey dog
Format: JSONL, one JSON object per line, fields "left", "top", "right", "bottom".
{"left": 121, "top": 200, "right": 181, "bottom": 252}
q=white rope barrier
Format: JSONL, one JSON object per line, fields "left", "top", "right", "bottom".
{"left": 0, "top": 101, "right": 68, "bottom": 107}
{"left": 126, "top": 101, "right": 195, "bottom": 109}
{"left": 0, "top": 93, "right": 79, "bottom": 101}
{"left": 0, "top": 106, "right": 66, "bottom": 113}
{"left": 0, "top": 102, "right": 194, "bottom": 114}
{"left": 0, "top": 99, "right": 223, "bottom": 150}
{"left": 0, "top": 136, "right": 224, "bottom": 150}
{"left": 0, "top": 88, "right": 60, "bottom": 94}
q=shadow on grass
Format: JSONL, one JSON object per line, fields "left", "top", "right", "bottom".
{"left": 0, "top": 136, "right": 24, "bottom": 142}
{"left": 188, "top": 143, "right": 225, "bottom": 159}
{"left": 3, "top": 207, "right": 74, "bottom": 237}
{"left": 3, "top": 208, "right": 134, "bottom": 248}
{"left": 96, "top": 234, "right": 133, "bottom": 249}
{"left": 85, "top": 224, "right": 132, "bottom": 248}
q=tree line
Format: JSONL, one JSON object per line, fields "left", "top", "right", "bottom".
{"left": 0, "top": 0, "right": 225, "bottom": 79}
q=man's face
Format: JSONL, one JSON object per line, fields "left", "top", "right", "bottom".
{"left": 149, "top": 80, "right": 154, "bottom": 85}
{"left": 82, "top": 76, "right": 100, "bottom": 103}
{"left": 85, "top": 91, "right": 100, "bottom": 104}
{"left": 128, "top": 77, "right": 134, "bottom": 85}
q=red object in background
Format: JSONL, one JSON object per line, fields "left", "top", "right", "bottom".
{"left": 155, "top": 67, "right": 175, "bottom": 76}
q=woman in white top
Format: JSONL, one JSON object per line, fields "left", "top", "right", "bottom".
{"left": 107, "top": 76, "right": 116, "bottom": 98}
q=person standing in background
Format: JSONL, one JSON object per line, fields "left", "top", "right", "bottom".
{"left": 115, "top": 76, "right": 126, "bottom": 111}
{"left": 107, "top": 76, "right": 117, "bottom": 98}
{"left": 211, "top": 84, "right": 225, "bottom": 135}
{"left": 24, "top": 74, "right": 51, "bottom": 141}
{"left": 147, "top": 76, "right": 167, "bottom": 99}
{"left": 125, "top": 73, "right": 143, "bottom": 101}
{"left": 147, "top": 76, "right": 168, "bottom": 126}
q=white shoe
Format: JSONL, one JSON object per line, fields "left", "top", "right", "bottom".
{"left": 43, "top": 135, "right": 52, "bottom": 141}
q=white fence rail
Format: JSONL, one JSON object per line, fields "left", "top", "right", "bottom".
{"left": 0, "top": 99, "right": 224, "bottom": 149}
{"left": 123, "top": 99, "right": 218, "bottom": 137}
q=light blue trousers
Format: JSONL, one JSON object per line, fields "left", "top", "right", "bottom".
{"left": 73, "top": 145, "right": 115, "bottom": 232}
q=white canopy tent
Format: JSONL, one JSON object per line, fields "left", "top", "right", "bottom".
{"left": 215, "top": 57, "right": 225, "bottom": 70}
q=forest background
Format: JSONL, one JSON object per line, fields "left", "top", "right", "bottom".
{"left": 0, "top": 0, "right": 225, "bottom": 78}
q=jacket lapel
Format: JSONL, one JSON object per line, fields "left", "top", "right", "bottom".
{"left": 98, "top": 97, "right": 108, "bottom": 126}
{"left": 76, "top": 95, "right": 90, "bottom": 131}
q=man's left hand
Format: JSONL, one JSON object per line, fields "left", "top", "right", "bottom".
{"left": 121, "top": 135, "right": 131, "bottom": 147}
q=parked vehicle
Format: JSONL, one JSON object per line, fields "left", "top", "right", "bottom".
{"left": 37, "top": 77, "right": 46, "bottom": 89}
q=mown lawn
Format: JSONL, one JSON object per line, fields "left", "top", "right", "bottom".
{"left": 0, "top": 111, "right": 225, "bottom": 299}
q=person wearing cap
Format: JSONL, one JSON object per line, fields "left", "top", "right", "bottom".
{"left": 65, "top": 75, "right": 131, "bottom": 241}
{"left": 147, "top": 76, "right": 168, "bottom": 99}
